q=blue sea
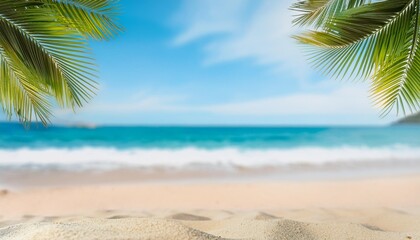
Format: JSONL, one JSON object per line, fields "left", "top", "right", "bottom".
{"left": 1, "top": 123, "right": 420, "bottom": 171}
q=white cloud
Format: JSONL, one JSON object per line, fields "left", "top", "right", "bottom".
{"left": 173, "top": 0, "right": 250, "bottom": 45}
{"left": 83, "top": 84, "right": 377, "bottom": 117}
{"left": 173, "top": 0, "right": 309, "bottom": 80}
{"left": 91, "top": 96, "right": 183, "bottom": 113}
{"left": 54, "top": 84, "right": 394, "bottom": 125}
{"left": 55, "top": 93, "right": 188, "bottom": 117}
{"left": 202, "top": 85, "right": 375, "bottom": 116}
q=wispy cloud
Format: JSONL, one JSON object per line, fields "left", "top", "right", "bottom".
{"left": 172, "top": 0, "right": 250, "bottom": 45}
{"left": 55, "top": 92, "right": 188, "bottom": 117}
{"left": 81, "top": 85, "right": 377, "bottom": 116}
{"left": 173, "top": 0, "right": 309, "bottom": 80}
{"left": 55, "top": 84, "right": 391, "bottom": 125}
{"left": 202, "top": 85, "right": 375, "bottom": 116}
{"left": 90, "top": 92, "right": 188, "bottom": 114}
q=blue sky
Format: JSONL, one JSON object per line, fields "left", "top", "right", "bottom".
{"left": 51, "top": 0, "right": 397, "bottom": 125}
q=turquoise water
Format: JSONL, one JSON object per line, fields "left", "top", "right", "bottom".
{"left": 1, "top": 123, "right": 420, "bottom": 169}
{"left": 1, "top": 123, "right": 420, "bottom": 149}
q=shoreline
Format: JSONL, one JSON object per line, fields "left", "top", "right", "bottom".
{"left": 1, "top": 159, "right": 420, "bottom": 189}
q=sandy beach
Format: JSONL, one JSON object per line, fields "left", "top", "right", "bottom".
{"left": 1, "top": 173, "right": 420, "bottom": 239}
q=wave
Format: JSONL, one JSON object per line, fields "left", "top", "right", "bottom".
{"left": 0, "top": 146, "right": 420, "bottom": 170}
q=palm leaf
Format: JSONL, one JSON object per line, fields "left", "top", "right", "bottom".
{"left": 292, "top": 0, "right": 420, "bottom": 115}
{"left": 0, "top": 0, "right": 121, "bottom": 125}
{"left": 291, "top": 0, "right": 370, "bottom": 28}
{"left": 41, "top": 0, "right": 123, "bottom": 40}
{"left": 0, "top": 47, "right": 52, "bottom": 125}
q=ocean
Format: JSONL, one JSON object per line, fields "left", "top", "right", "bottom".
{"left": 1, "top": 123, "right": 420, "bottom": 171}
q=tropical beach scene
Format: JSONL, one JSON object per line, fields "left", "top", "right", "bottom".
{"left": 1, "top": 0, "right": 420, "bottom": 239}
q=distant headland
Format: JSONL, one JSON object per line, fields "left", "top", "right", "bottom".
{"left": 394, "top": 113, "right": 420, "bottom": 125}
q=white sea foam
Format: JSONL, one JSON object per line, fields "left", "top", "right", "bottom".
{"left": 0, "top": 146, "right": 419, "bottom": 170}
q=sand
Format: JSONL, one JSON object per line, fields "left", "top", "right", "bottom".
{"left": 1, "top": 175, "right": 420, "bottom": 239}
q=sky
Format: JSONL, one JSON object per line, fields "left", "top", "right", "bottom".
{"left": 34, "top": 0, "right": 400, "bottom": 125}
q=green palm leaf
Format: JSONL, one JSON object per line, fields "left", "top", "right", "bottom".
{"left": 42, "top": 0, "right": 123, "bottom": 40}
{"left": 291, "top": 0, "right": 370, "bottom": 28}
{"left": 0, "top": 0, "right": 121, "bottom": 125}
{"left": 292, "top": 0, "right": 420, "bottom": 115}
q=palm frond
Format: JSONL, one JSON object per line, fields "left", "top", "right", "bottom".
{"left": 294, "top": 0, "right": 413, "bottom": 79}
{"left": 0, "top": 2, "right": 95, "bottom": 105}
{"left": 371, "top": 3, "right": 420, "bottom": 115}
{"left": 292, "top": 0, "right": 420, "bottom": 115}
{"left": 0, "top": 46, "right": 52, "bottom": 125}
{"left": 42, "top": 0, "right": 123, "bottom": 40}
{"left": 0, "top": 0, "right": 121, "bottom": 125}
{"left": 291, "top": 0, "right": 370, "bottom": 28}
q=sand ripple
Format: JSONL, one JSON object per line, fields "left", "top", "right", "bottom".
{"left": 0, "top": 216, "right": 417, "bottom": 240}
